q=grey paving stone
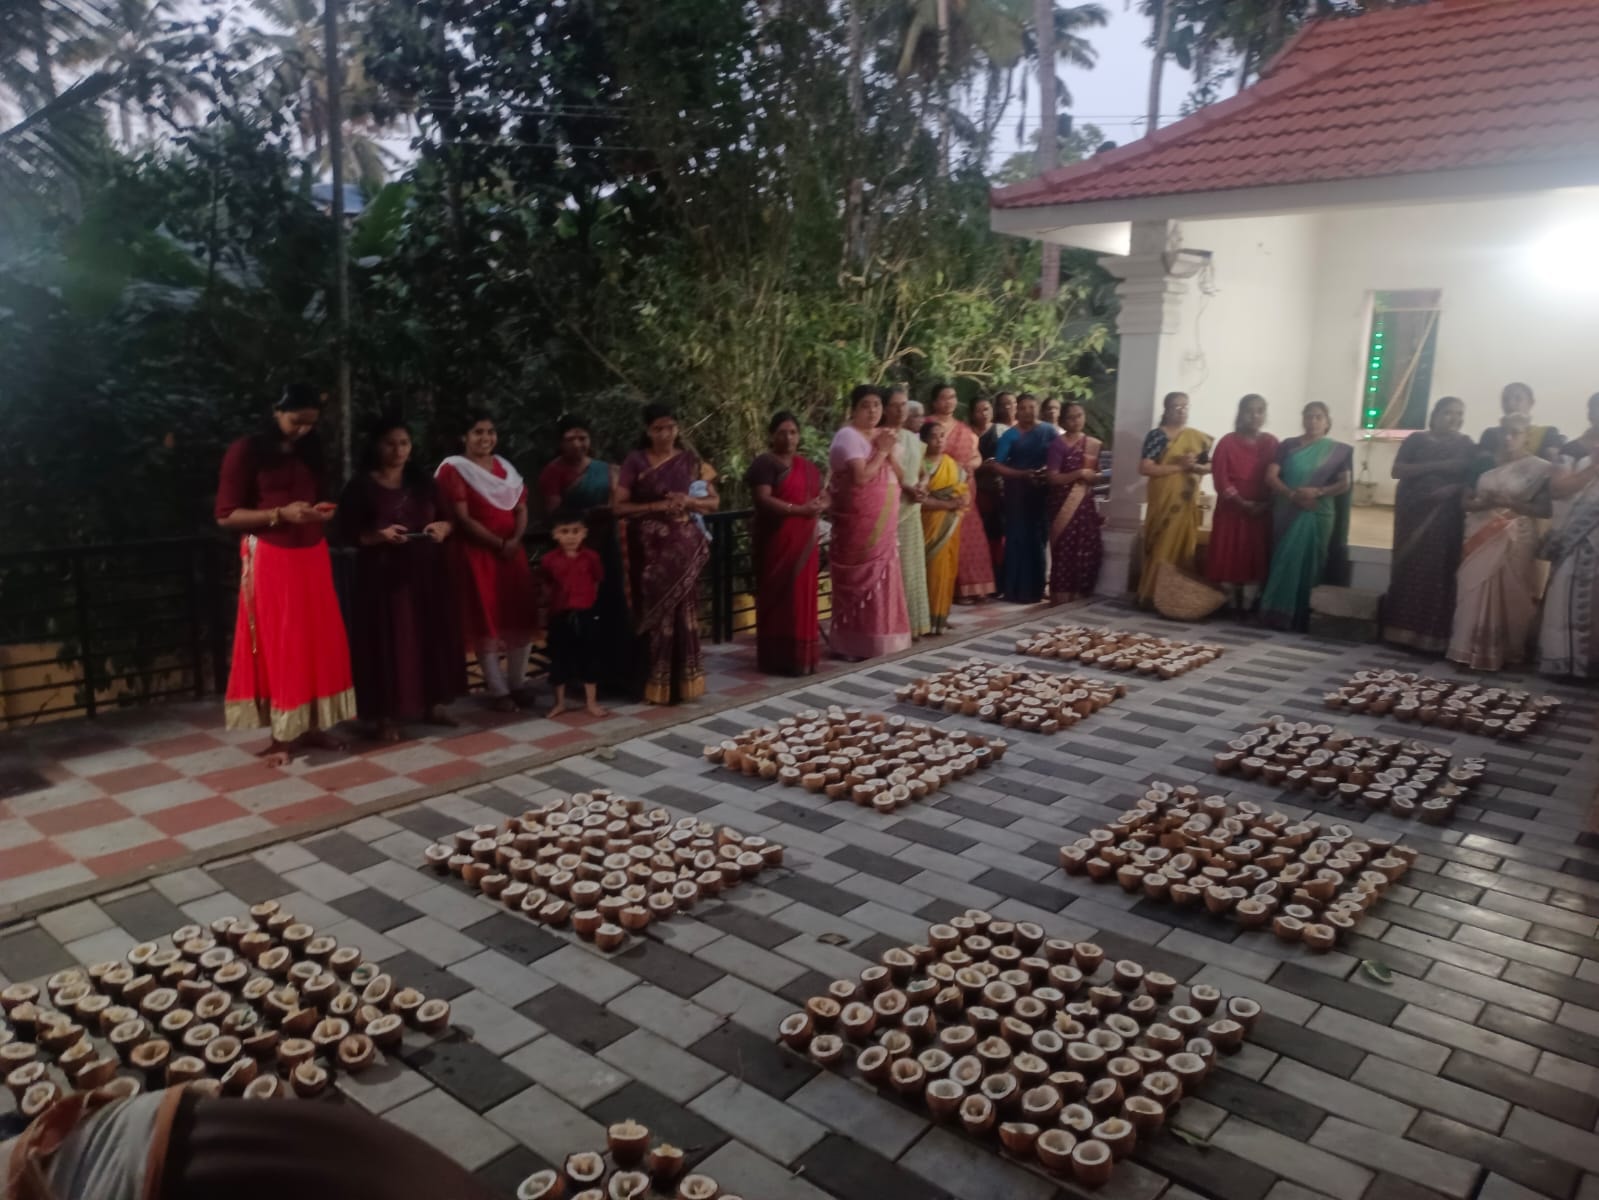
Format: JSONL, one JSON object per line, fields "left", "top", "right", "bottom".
{"left": 597, "top": 1028, "right": 724, "bottom": 1103}
{"left": 303, "top": 830, "right": 388, "bottom": 874}
{"left": 516, "top": 984, "right": 635, "bottom": 1052}
{"left": 1269, "top": 960, "right": 1404, "bottom": 1025}
{"left": 1211, "top": 1117, "right": 1373, "bottom": 1200}
{"left": 535, "top": 944, "right": 638, "bottom": 1003}
{"left": 35, "top": 900, "right": 114, "bottom": 944}
{"left": 689, "top": 1076, "right": 825, "bottom": 1165}
{"left": 401, "top": 1033, "right": 536, "bottom": 1112}
{"left": 688, "top": 1018, "right": 817, "bottom": 1099}
{"left": 608, "top": 982, "right": 724, "bottom": 1047}
{"left": 608, "top": 937, "right": 724, "bottom": 997}
{"left": 98, "top": 888, "right": 188, "bottom": 942}
{"left": 586, "top": 1079, "right": 729, "bottom": 1172}
{"left": 1350, "top": 967, "right": 1485, "bottom": 1023}
{"left": 1442, "top": 1050, "right": 1599, "bottom": 1130}
{"left": 1479, "top": 1004, "right": 1599, "bottom": 1067}
{"left": 448, "top": 989, "right": 544, "bottom": 1055}
{"left": 386, "top": 1087, "right": 515, "bottom": 1170}
{"left": 787, "top": 1071, "right": 928, "bottom": 1159}
{"left": 1262, "top": 1057, "right": 1417, "bottom": 1132}
{"left": 1307, "top": 1007, "right": 1449, "bottom": 1073}
{"left": 1423, "top": 961, "right": 1561, "bottom": 1021}
{"left": 1393, "top": 1005, "right": 1540, "bottom": 1072}
{"left": 474, "top": 1146, "right": 555, "bottom": 1199}
{"left": 279, "top": 859, "right": 364, "bottom": 903}
{"left": 693, "top": 931, "right": 804, "bottom": 991}
{"left": 148, "top": 867, "right": 223, "bottom": 904}
{"left": 330, "top": 887, "right": 424, "bottom": 933}
{"left": 0, "top": 926, "right": 75, "bottom": 982}
{"left": 691, "top": 1140, "right": 835, "bottom": 1200}
{"left": 388, "top": 915, "right": 484, "bottom": 966}
{"left": 1197, "top": 1069, "right": 1325, "bottom": 1139}
{"left": 1350, "top": 1054, "right": 1510, "bottom": 1132}
{"left": 1505, "top": 1105, "right": 1599, "bottom": 1175}
{"left": 693, "top": 973, "right": 796, "bottom": 1036}
{"left": 504, "top": 1033, "right": 630, "bottom": 1108}
{"left": 1381, "top": 925, "right": 1509, "bottom": 977}
{"left": 899, "top": 1126, "right": 1056, "bottom": 1200}
{"left": 335, "top": 1057, "right": 435, "bottom": 1113}
{"left": 484, "top": 1084, "right": 606, "bottom": 1166}
{"left": 373, "top": 949, "right": 473, "bottom": 1001}
{"left": 1454, "top": 923, "right": 1581, "bottom": 975}
{"left": 63, "top": 926, "right": 139, "bottom": 967}
{"left": 1135, "top": 1132, "right": 1277, "bottom": 1200}
{"left": 696, "top": 901, "right": 802, "bottom": 950}
{"left": 796, "top": 1133, "right": 956, "bottom": 1200}
{"left": 448, "top": 949, "right": 554, "bottom": 1008}
{"left": 1316, "top": 1116, "right": 1484, "bottom": 1199}
{"left": 1408, "top": 1111, "right": 1580, "bottom": 1199}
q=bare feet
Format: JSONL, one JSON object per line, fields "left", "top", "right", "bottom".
{"left": 547, "top": 700, "right": 569, "bottom": 718}
{"left": 256, "top": 740, "right": 292, "bottom": 768}
{"left": 427, "top": 705, "right": 460, "bottom": 727}
{"left": 489, "top": 695, "right": 518, "bottom": 713}
{"left": 585, "top": 703, "right": 609, "bottom": 718}
{"left": 375, "top": 720, "right": 402, "bottom": 744}
{"left": 299, "top": 729, "right": 347, "bottom": 752}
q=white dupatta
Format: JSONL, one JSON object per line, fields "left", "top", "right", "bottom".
{"left": 435, "top": 455, "right": 526, "bottom": 511}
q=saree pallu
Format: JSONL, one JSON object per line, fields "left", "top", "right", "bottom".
{"left": 620, "top": 451, "right": 708, "bottom": 704}
{"left": 1136, "top": 427, "right": 1213, "bottom": 604}
{"left": 997, "top": 424, "right": 1057, "bottom": 603}
{"left": 894, "top": 429, "right": 931, "bottom": 636}
{"left": 559, "top": 458, "right": 636, "bottom": 690}
{"left": 1045, "top": 435, "right": 1103, "bottom": 600}
{"left": 225, "top": 536, "right": 356, "bottom": 740}
{"left": 1206, "top": 432, "right": 1279, "bottom": 585}
{"left": 1448, "top": 456, "right": 1554, "bottom": 671}
{"left": 943, "top": 421, "right": 995, "bottom": 599}
{"left": 922, "top": 455, "right": 967, "bottom": 633}
{"left": 827, "top": 427, "right": 911, "bottom": 659}
{"left": 750, "top": 456, "right": 823, "bottom": 675}
{"left": 977, "top": 424, "right": 1007, "bottom": 574}
{"left": 1383, "top": 432, "right": 1475, "bottom": 652}
{"left": 1261, "top": 437, "right": 1354, "bottom": 632}
{"left": 1539, "top": 462, "right": 1599, "bottom": 678}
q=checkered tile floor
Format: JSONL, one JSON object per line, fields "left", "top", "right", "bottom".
{"left": 0, "top": 603, "right": 1030, "bottom": 917}
{"left": 3, "top": 604, "right": 1599, "bottom": 1200}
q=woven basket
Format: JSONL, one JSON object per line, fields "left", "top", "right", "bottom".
{"left": 1151, "top": 560, "right": 1226, "bottom": 622}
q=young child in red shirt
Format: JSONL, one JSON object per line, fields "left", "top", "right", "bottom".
{"left": 539, "top": 509, "right": 607, "bottom": 717}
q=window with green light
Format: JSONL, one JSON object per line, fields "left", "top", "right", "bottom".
{"left": 1362, "top": 290, "right": 1441, "bottom": 431}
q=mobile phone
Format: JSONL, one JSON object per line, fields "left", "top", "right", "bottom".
{"left": 403, "top": 531, "right": 431, "bottom": 540}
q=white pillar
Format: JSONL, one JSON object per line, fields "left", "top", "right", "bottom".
{"left": 1098, "top": 219, "right": 1190, "bottom": 597}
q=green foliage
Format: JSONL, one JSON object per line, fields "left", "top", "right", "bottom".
{"left": 1, "top": 0, "right": 1117, "bottom": 549}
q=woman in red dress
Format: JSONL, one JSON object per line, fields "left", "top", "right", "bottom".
{"left": 215, "top": 384, "right": 355, "bottom": 765}
{"left": 435, "top": 412, "right": 540, "bottom": 710}
{"left": 746, "top": 411, "right": 826, "bottom": 675}
{"left": 1206, "top": 394, "right": 1280, "bottom": 616}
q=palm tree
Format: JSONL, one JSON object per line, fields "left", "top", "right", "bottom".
{"left": 243, "top": 0, "right": 391, "bottom": 190}
{"left": 1029, "top": 1, "right": 1104, "bottom": 296}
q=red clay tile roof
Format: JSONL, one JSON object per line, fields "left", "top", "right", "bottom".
{"left": 991, "top": 0, "right": 1599, "bottom": 209}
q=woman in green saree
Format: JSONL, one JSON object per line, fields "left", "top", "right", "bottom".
{"left": 1260, "top": 402, "right": 1353, "bottom": 631}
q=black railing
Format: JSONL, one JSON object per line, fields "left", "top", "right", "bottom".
{"left": 0, "top": 511, "right": 828, "bottom": 725}
{"left": 0, "top": 538, "right": 237, "bottom": 726}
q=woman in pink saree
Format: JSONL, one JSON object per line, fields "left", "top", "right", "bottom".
{"left": 615, "top": 405, "right": 718, "bottom": 703}
{"left": 828, "top": 385, "right": 912, "bottom": 660}
{"left": 1448, "top": 414, "right": 1553, "bottom": 672}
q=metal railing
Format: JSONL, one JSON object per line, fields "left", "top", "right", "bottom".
{"left": 0, "top": 538, "right": 236, "bottom": 726}
{"left": 0, "top": 512, "right": 829, "bottom": 725}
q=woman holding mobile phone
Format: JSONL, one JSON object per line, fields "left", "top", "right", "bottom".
{"left": 336, "top": 419, "right": 464, "bottom": 742}
{"left": 215, "top": 384, "right": 355, "bottom": 765}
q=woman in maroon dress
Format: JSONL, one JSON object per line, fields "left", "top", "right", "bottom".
{"left": 1207, "top": 394, "right": 1280, "bottom": 616}
{"left": 746, "top": 411, "right": 826, "bottom": 675}
{"left": 336, "top": 420, "right": 466, "bottom": 741}
{"left": 434, "top": 412, "right": 540, "bottom": 710}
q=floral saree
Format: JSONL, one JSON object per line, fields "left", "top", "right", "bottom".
{"left": 618, "top": 449, "right": 708, "bottom": 703}
{"left": 1045, "top": 434, "right": 1102, "bottom": 601}
{"left": 1136, "top": 426, "right": 1213, "bottom": 604}
{"left": 1539, "top": 446, "right": 1599, "bottom": 678}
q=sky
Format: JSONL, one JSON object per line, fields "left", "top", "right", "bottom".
{"left": 984, "top": 4, "right": 1202, "bottom": 167}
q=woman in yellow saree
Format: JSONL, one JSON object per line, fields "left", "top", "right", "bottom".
{"left": 920, "top": 421, "right": 969, "bottom": 634}
{"left": 1136, "top": 392, "right": 1212, "bottom": 604}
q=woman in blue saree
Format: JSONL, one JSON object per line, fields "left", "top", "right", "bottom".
{"left": 992, "top": 393, "right": 1058, "bottom": 603}
{"left": 1260, "top": 402, "right": 1353, "bottom": 631}
{"left": 538, "top": 414, "right": 634, "bottom": 691}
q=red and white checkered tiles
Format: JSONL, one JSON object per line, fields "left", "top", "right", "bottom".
{"left": 0, "top": 603, "right": 1031, "bottom": 913}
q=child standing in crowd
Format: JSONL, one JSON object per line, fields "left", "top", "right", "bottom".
{"left": 540, "top": 509, "right": 608, "bottom": 718}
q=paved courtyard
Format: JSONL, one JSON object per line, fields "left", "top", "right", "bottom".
{"left": 2, "top": 601, "right": 1598, "bottom": 1200}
